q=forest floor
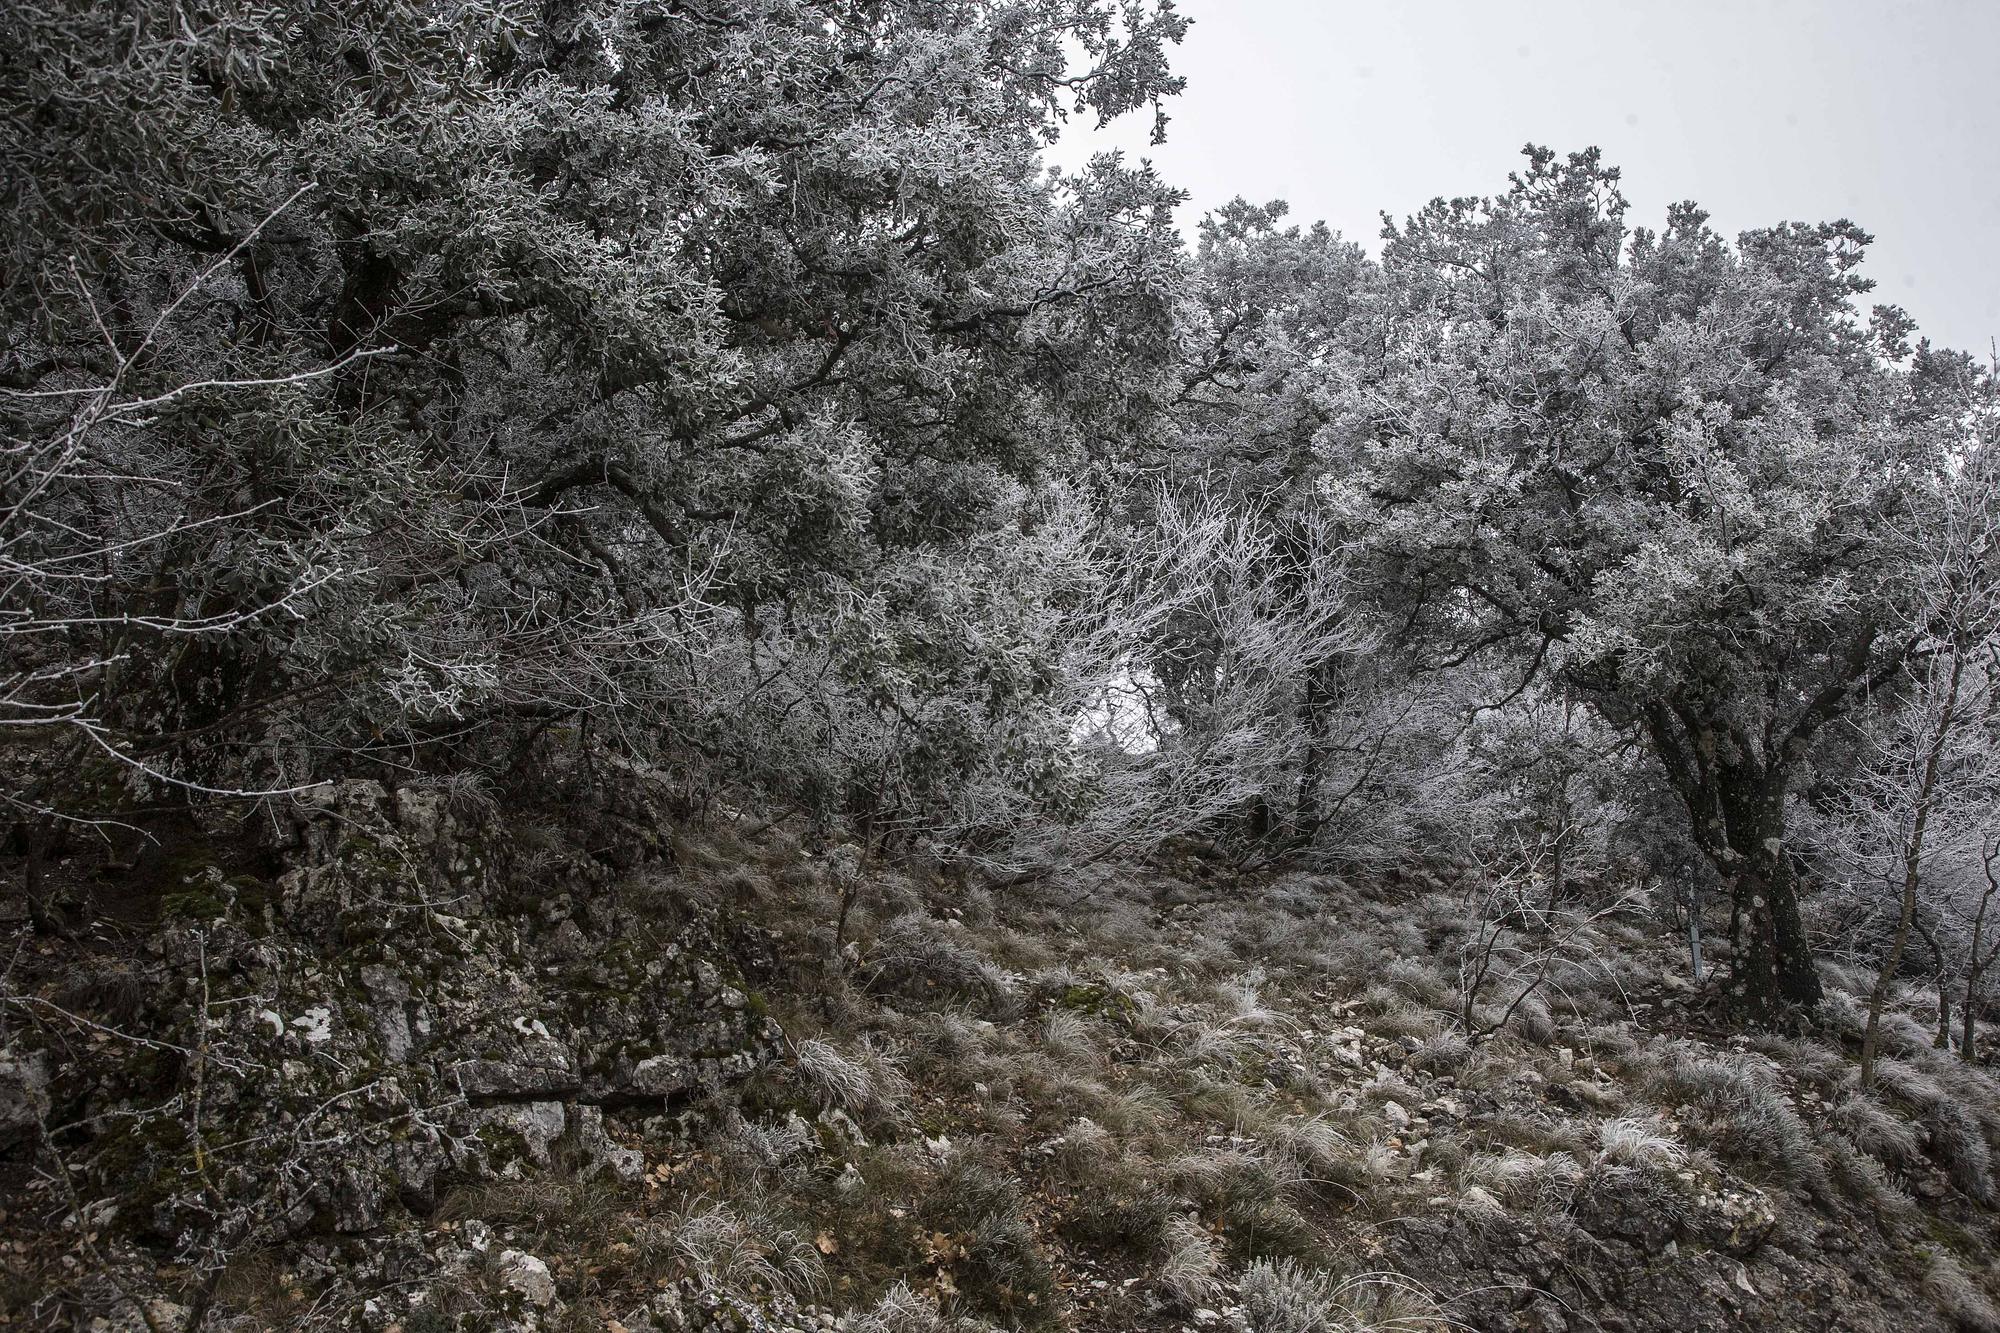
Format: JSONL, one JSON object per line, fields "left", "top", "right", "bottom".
{"left": 6, "top": 811, "right": 2000, "bottom": 1332}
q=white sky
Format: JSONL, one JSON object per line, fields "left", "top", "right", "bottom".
{"left": 1049, "top": 0, "right": 1999, "bottom": 358}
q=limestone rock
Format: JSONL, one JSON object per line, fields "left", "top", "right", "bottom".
{"left": 495, "top": 1249, "right": 556, "bottom": 1308}
{"left": 573, "top": 1105, "right": 645, "bottom": 1182}
{"left": 478, "top": 1101, "right": 568, "bottom": 1169}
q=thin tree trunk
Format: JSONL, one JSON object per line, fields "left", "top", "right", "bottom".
{"left": 1861, "top": 648, "right": 1965, "bottom": 1083}
{"left": 1292, "top": 665, "right": 1329, "bottom": 845}
{"left": 1862, "top": 858, "right": 1924, "bottom": 1084}
{"left": 1912, "top": 912, "right": 1951, "bottom": 1049}
{"left": 1964, "top": 842, "right": 2000, "bottom": 1061}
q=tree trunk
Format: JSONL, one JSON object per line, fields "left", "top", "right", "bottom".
{"left": 1860, "top": 854, "right": 1923, "bottom": 1083}
{"left": 1862, "top": 644, "right": 1965, "bottom": 1082}
{"left": 1645, "top": 709, "right": 1822, "bottom": 1026}
{"left": 1290, "top": 660, "right": 1335, "bottom": 847}
{"left": 1912, "top": 913, "right": 1951, "bottom": 1049}
{"left": 1698, "top": 760, "right": 1823, "bottom": 1023}
{"left": 1730, "top": 840, "right": 1823, "bottom": 1020}
{"left": 1964, "top": 844, "right": 2000, "bottom": 1061}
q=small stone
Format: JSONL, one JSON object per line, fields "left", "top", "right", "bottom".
{"left": 478, "top": 1101, "right": 566, "bottom": 1166}
{"left": 496, "top": 1249, "right": 556, "bottom": 1308}
{"left": 572, "top": 1105, "right": 645, "bottom": 1182}
{"left": 630, "top": 1054, "right": 692, "bottom": 1096}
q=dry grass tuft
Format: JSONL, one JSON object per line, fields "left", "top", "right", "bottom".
{"left": 1828, "top": 1091, "right": 1922, "bottom": 1168}
{"left": 1155, "top": 1213, "right": 1226, "bottom": 1309}
{"left": 848, "top": 1283, "right": 1002, "bottom": 1333}
{"left": 1646, "top": 1047, "right": 1827, "bottom": 1192}
{"left": 1920, "top": 1248, "right": 2000, "bottom": 1333}
{"left": 1240, "top": 1257, "right": 1449, "bottom": 1332}
{"left": 1873, "top": 1057, "right": 1998, "bottom": 1203}
{"left": 634, "top": 1197, "right": 827, "bottom": 1298}
{"left": 1594, "top": 1116, "right": 1686, "bottom": 1170}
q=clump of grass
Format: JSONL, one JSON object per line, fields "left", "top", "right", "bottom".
{"left": 1356, "top": 983, "right": 1441, "bottom": 1041}
{"left": 1038, "top": 1007, "right": 1103, "bottom": 1065}
{"left": 1155, "top": 1213, "right": 1225, "bottom": 1309}
{"left": 1828, "top": 1091, "right": 1921, "bottom": 1168}
{"left": 1744, "top": 1033, "right": 1848, "bottom": 1096}
{"left": 1095, "top": 1084, "right": 1171, "bottom": 1135}
{"left": 1047, "top": 1116, "right": 1114, "bottom": 1179}
{"left": 1594, "top": 1116, "right": 1686, "bottom": 1170}
{"left": 435, "top": 1167, "right": 621, "bottom": 1249}
{"left": 788, "top": 1035, "right": 913, "bottom": 1129}
{"left": 1240, "top": 1257, "right": 1447, "bottom": 1332}
{"left": 1929, "top": 1058, "right": 2000, "bottom": 1148}
{"left": 1406, "top": 1030, "right": 1473, "bottom": 1076}
{"left": 1646, "top": 1048, "right": 1827, "bottom": 1193}
{"left": 1455, "top": 1148, "right": 1578, "bottom": 1213}
{"left": 793, "top": 1037, "right": 873, "bottom": 1113}
{"left": 918, "top": 1151, "right": 1059, "bottom": 1318}
{"left": 716, "top": 1110, "right": 814, "bottom": 1184}
{"left": 1058, "top": 1168, "right": 1178, "bottom": 1257}
{"left": 1822, "top": 1137, "right": 1915, "bottom": 1215}
{"left": 1873, "top": 1058, "right": 1997, "bottom": 1203}
{"left": 1383, "top": 958, "right": 1454, "bottom": 1010}
{"left": 1268, "top": 1114, "right": 1359, "bottom": 1194}
{"left": 634, "top": 1197, "right": 827, "bottom": 1298}
{"left": 849, "top": 1282, "right": 1002, "bottom": 1333}
{"left": 210, "top": 1249, "right": 294, "bottom": 1327}
{"left": 53, "top": 959, "right": 151, "bottom": 1031}
{"left": 1920, "top": 1248, "right": 2000, "bottom": 1333}
{"left": 866, "top": 912, "right": 1017, "bottom": 1014}
{"left": 1502, "top": 991, "right": 1557, "bottom": 1046}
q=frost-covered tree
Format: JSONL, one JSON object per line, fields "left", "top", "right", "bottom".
{"left": 0, "top": 1, "right": 1188, "bottom": 860}
{"left": 1330, "top": 147, "right": 1979, "bottom": 1020}
{"left": 1144, "top": 200, "right": 1441, "bottom": 862}
{"left": 1800, "top": 432, "right": 2000, "bottom": 1070}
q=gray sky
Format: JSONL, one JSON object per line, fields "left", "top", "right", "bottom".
{"left": 1052, "top": 0, "right": 1999, "bottom": 357}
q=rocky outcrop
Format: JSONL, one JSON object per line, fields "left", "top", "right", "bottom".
{"left": 8, "top": 777, "right": 779, "bottom": 1270}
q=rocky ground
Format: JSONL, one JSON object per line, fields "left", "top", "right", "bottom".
{"left": 5, "top": 780, "right": 1999, "bottom": 1331}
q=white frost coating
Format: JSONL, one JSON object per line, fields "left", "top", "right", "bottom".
{"left": 291, "top": 1007, "right": 332, "bottom": 1044}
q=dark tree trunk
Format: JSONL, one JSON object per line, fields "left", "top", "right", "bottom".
{"left": 1710, "top": 765, "right": 1822, "bottom": 1021}
{"left": 1647, "top": 706, "right": 1823, "bottom": 1026}
{"left": 1730, "top": 840, "right": 1822, "bottom": 1018}
{"left": 1291, "top": 662, "right": 1333, "bottom": 844}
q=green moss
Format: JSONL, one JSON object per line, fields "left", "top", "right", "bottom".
{"left": 228, "top": 874, "right": 272, "bottom": 916}
{"left": 1923, "top": 1213, "right": 1987, "bottom": 1261}
{"left": 1056, "top": 983, "right": 1139, "bottom": 1030}
{"left": 161, "top": 886, "right": 229, "bottom": 921}
{"left": 475, "top": 1122, "right": 536, "bottom": 1172}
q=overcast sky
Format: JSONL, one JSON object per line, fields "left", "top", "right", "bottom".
{"left": 1050, "top": 0, "right": 1999, "bottom": 358}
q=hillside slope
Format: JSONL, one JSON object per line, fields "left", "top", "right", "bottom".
{"left": 5, "top": 784, "right": 1999, "bottom": 1331}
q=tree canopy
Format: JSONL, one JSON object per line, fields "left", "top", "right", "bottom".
{"left": 4, "top": 10, "right": 1995, "bottom": 1024}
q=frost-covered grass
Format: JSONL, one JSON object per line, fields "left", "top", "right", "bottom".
{"left": 367, "top": 832, "right": 2000, "bottom": 1331}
